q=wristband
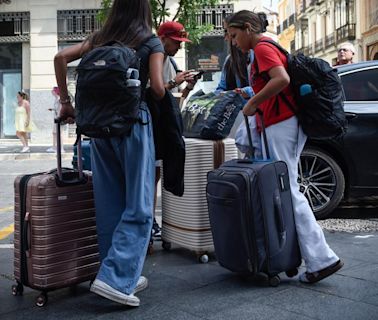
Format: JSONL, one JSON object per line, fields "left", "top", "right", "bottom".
{"left": 168, "top": 79, "right": 178, "bottom": 88}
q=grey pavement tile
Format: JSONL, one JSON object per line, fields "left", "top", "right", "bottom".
{"left": 162, "top": 276, "right": 289, "bottom": 318}
{"left": 144, "top": 246, "right": 230, "bottom": 287}
{"left": 325, "top": 233, "right": 378, "bottom": 264}
{"left": 0, "top": 276, "right": 37, "bottom": 314}
{"left": 296, "top": 272, "right": 378, "bottom": 305}
{"left": 252, "top": 286, "right": 378, "bottom": 320}
{"left": 94, "top": 303, "right": 207, "bottom": 320}
{"left": 364, "top": 293, "right": 378, "bottom": 307}
{"left": 136, "top": 271, "right": 201, "bottom": 302}
{"left": 1, "top": 281, "right": 94, "bottom": 318}
{"left": 206, "top": 300, "right": 315, "bottom": 320}
{"left": 337, "top": 262, "right": 378, "bottom": 283}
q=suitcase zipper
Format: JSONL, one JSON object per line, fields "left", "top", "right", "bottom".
{"left": 18, "top": 172, "right": 44, "bottom": 285}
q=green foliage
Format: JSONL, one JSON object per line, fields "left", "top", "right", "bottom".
{"left": 97, "top": 0, "right": 112, "bottom": 23}
{"left": 98, "top": 0, "right": 221, "bottom": 44}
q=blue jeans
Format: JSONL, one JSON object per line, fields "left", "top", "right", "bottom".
{"left": 91, "top": 105, "right": 155, "bottom": 294}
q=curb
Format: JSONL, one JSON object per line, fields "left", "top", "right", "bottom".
{"left": 0, "top": 152, "right": 73, "bottom": 161}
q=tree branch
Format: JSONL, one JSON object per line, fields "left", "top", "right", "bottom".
{"left": 172, "top": 0, "right": 185, "bottom": 22}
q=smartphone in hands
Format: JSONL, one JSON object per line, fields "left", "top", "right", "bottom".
{"left": 191, "top": 70, "right": 205, "bottom": 80}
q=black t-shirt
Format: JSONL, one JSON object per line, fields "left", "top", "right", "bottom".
{"left": 136, "top": 35, "right": 164, "bottom": 91}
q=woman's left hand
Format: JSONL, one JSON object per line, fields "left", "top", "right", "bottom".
{"left": 243, "top": 100, "right": 257, "bottom": 116}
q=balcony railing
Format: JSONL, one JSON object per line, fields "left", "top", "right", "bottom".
{"left": 314, "top": 39, "right": 323, "bottom": 52}
{"left": 302, "top": 46, "right": 310, "bottom": 55}
{"left": 325, "top": 33, "right": 335, "bottom": 48}
{"left": 336, "top": 23, "right": 356, "bottom": 42}
{"left": 0, "top": 11, "right": 30, "bottom": 42}
{"left": 57, "top": 9, "right": 102, "bottom": 41}
{"left": 196, "top": 4, "right": 234, "bottom": 36}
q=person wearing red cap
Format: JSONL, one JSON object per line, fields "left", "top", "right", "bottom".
{"left": 151, "top": 21, "right": 199, "bottom": 239}
{"left": 157, "top": 21, "right": 198, "bottom": 96}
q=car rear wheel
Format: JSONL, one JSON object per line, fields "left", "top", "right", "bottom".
{"left": 298, "top": 147, "right": 345, "bottom": 219}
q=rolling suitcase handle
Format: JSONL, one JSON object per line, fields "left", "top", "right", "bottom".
{"left": 55, "top": 118, "right": 86, "bottom": 186}
{"left": 241, "top": 111, "right": 271, "bottom": 161}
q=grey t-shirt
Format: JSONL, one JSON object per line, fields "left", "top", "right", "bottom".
{"left": 163, "top": 56, "right": 179, "bottom": 93}
{"left": 136, "top": 35, "right": 164, "bottom": 94}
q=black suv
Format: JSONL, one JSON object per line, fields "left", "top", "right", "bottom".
{"left": 299, "top": 60, "right": 378, "bottom": 219}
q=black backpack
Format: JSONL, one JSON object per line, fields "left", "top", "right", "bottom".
{"left": 75, "top": 42, "right": 143, "bottom": 138}
{"left": 257, "top": 40, "right": 347, "bottom": 140}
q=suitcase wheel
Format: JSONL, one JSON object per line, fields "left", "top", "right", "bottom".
{"left": 198, "top": 254, "right": 209, "bottom": 264}
{"left": 162, "top": 241, "right": 171, "bottom": 251}
{"left": 11, "top": 282, "right": 24, "bottom": 296}
{"left": 268, "top": 275, "right": 281, "bottom": 287}
{"left": 36, "top": 291, "right": 48, "bottom": 307}
{"left": 285, "top": 268, "right": 299, "bottom": 278}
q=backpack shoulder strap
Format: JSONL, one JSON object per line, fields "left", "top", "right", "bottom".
{"left": 258, "top": 40, "right": 289, "bottom": 56}
{"left": 169, "top": 56, "right": 179, "bottom": 73}
{"left": 254, "top": 40, "right": 296, "bottom": 113}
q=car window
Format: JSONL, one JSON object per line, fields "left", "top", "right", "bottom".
{"left": 341, "top": 68, "right": 378, "bottom": 101}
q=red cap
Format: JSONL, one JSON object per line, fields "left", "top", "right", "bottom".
{"left": 157, "top": 21, "right": 191, "bottom": 43}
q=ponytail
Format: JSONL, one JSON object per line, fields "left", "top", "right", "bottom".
{"left": 257, "top": 12, "right": 269, "bottom": 33}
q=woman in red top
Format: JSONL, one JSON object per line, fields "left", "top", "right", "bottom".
{"left": 228, "top": 10, "right": 343, "bottom": 284}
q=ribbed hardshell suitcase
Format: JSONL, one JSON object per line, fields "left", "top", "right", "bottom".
{"left": 161, "top": 138, "right": 238, "bottom": 263}
{"left": 206, "top": 115, "right": 301, "bottom": 286}
{"left": 12, "top": 123, "right": 100, "bottom": 306}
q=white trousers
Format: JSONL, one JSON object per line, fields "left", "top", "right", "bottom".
{"left": 260, "top": 116, "right": 339, "bottom": 273}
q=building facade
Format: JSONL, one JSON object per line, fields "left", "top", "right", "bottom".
{"left": 277, "top": 0, "right": 296, "bottom": 52}
{"left": 0, "top": 0, "right": 102, "bottom": 142}
{"left": 277, "top": 0, "right": 370, "bottom": 66}
{"left": 360, "top": 0, "right": 378, "bottom": 61}
{"left": 0, "top": 0, "right": 277, "bottom": 142}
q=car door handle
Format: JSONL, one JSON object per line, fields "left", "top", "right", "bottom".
{"left": 345, "top": 112, "right": 357, "bottom": 119}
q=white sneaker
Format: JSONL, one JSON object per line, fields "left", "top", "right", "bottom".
{"left": 21, "top": 147, "right": 30, "bottom": 153}
{"left": 90, "top": 279, "right": 140, "bottom": 306}
{"left": 134, "top": 276, "right": 148, "bottom": 294}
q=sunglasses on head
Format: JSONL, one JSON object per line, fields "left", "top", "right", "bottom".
{"left": 165, "top": 30, "right": 188, "bottom": 39}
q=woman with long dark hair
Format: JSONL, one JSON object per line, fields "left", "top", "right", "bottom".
{"left": 54, "top": 0, "right": 165, "bottom": 306}
{"left": 227, "top": 10, "right": 343, "bottom": 284}
{"left": 216, "top": 16, "right": 252, "bottom": 95}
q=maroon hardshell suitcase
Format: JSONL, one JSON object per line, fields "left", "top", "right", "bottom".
{"left": 12, "top": 123, "right": 100, "bottom": 307}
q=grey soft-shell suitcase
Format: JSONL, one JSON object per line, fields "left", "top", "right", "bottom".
{"left": 206, "top": 115, "right": 301, "bottom": 286}
{"left": 13, "top": 122, "right": 100, "bottom": 306}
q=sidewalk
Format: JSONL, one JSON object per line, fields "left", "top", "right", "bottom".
{"left": 1, "top": 231, "right": 378, "bottom": 319}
